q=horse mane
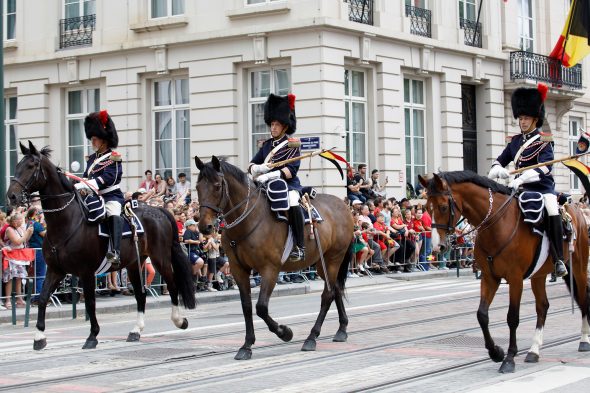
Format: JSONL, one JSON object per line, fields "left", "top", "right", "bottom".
{"left": 430, "top": 170, "right": 512, "bottom": 195}
{"left": 198, "top": 158, "right": 248, "bottom": 184}
{"left": 40, "top": 146, "right": 52, "bottom": 158}
{"left": 33, "top": 146, "right": 74, "bottom": 191}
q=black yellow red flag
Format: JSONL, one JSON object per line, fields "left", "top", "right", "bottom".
{"left": 549, "top": 0, "right": 590, "bottom": 67}
{"left": 563, "top": 159, "right": 590, "bottom": 195}
{"left": 319, "top": 150, "right": 350, "bottom": 180}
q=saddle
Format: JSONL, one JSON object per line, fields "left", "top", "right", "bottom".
{"left": 518, "top": 191, "right": 572, "bottom": 238}
{"left": 97, "top": 203, "right": 145, "bottom": 239}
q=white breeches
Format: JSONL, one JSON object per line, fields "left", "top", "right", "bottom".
{"left": 288, "top": 190, "right": 300, "bottom": 207}
{"left": 106, "top": 201, "right": 122, "bottom": 217}
{"left": 543, "top": 193, "right": 558, "bottom": 216}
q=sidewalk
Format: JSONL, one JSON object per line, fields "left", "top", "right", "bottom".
{"left": 0, "top": 268, "right": 475, "bottom": 325}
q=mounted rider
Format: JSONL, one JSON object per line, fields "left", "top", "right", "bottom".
{"left": 74, "top": 110, "right": 125, "bottom": 268}
{"left": 249, "top": 93, "right": 306, "bottom": 262}
{"left": 487, "top": 84, "right": 567, "bottom": 278}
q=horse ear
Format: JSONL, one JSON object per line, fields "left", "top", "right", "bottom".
{"left": 433, "top": 173, "right": 446, "bottom": 191}
{"left": 211, "top": 156, "right": 221, "bottom": 172}
{"left": 194, "top": 156, "right": 204, "bottom": 171}
{"left": 28, "top": 140, "right": 39, "bottom": 156}
{"left": 418, "top": 174, "right": 429, "bottom": 188}
{"left": 20, "top": 141, "right": 30, "bottom": 156}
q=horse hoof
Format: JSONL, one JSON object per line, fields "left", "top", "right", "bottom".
{"left": 126, "top": 332, "right": 141, "bottom": 342}
{"left": 499, "top": 359, "right": 515, "bottom": 374}
{"left": 82, "top": 339, "right": 98, "bottom": 349}
{"left": 524, "top": 352, "right": 539, "bottom": 363}
{"left": 578, "top": 342, "right": 590, "bottom": 352}
{"left": 234, "top": 348, "right": 252, "bottom": 360}
{"left": 301, "top": 339, "right": 317, "bottom": 352}
{"left": 33, "top": 339, "right": 47, "bottom": 351}
{"left": 278, "top": 325, "right": 293, "bottom": 342}
{"left": 490, "top": 345, "right": 505, "bottom": 363}
{"left": 333, "top": 330, "right": 348, "bottom": 342}
{"left": 180, "top": 318, "right": 189, "bottom": 330}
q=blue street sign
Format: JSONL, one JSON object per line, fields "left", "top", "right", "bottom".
{"left": 299, "top": 137, "right": 320, "bottom": 151}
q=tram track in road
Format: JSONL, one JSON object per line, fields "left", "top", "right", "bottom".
{"left": 0, "top": 299, "right": 577, "bottom": 392}
{"left": 0, "top": 278, "right": 544, "bottom": 367}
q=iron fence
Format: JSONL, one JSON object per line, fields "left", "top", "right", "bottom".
{"left": 405, "top": 5, "right": 431, "bottom": 38}
{"left": 59, "top": 14, "right": 96, "bottom": 49}
{"left": 346, "top": 0, "right": 373, "bottom": 25}
{"left": 460, "top": 18, "right": 482, "bottom": 48}
{"left": 510, "top": 51, "right": 583, "bottom": 89}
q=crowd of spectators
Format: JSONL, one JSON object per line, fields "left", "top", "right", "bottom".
{"left": 346, "top": 164, "right": 476, "bottom": 277}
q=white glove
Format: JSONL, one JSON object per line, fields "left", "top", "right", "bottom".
{"left": 75, "top": 179, "right": 98, "bottom": 192}
{"left": 75, "top": 182, "right": 90, "bottom": 191}
{"left": 256, "top": 170, "right": 281, "bottom": 184}
{"left": 517, "top": 168, "right": 540, "bottom": 184}
{"left": 250, "top": 164, "right": 271, "bottom": 177}
{"left": 508, "top": 177, "right": 523, "bottom": 190}
{"left": 487, "top": 165, "right": 510, "bottom": 180}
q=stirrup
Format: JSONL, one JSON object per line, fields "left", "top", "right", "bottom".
{"left": 288, "top": 246, "right": 305, "bottom": 262}
{"left": 106, "top": 251, "right": 121, "bottom": 267}
{"left": 554, "top": 260, "right": 567, "bottom": 278}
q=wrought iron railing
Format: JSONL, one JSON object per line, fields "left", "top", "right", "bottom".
{"left": 405, "top": 5, "right": 431, "bottom": 38}
{"left": 459, "top": 18, "right": 482, "bottom": 48}
{"left": 510, "top": 51, "right": 583, "bottom": 89}
{"left": 59, "top": 14, "right": 96, "bottom": 49}
{"left": 345, "top": 0, "right": 373, "bottom": 25}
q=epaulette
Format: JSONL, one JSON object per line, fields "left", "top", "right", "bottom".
{"left": 539, "top": 131, "right": 553, "bottom": 142}
{"left": 109, "top": 151, "right": 122, "bottom": 162}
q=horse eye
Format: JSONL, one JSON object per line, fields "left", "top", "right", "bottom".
{"left": 439, "top": 205, "right": 448, "bottom": 213}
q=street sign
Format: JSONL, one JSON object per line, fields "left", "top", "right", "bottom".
{"left": 299, "top": 137, "right": 320, "bottom": 151}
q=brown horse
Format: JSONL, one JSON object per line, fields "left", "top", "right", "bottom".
{"left": 195, "top": 156, "right": 354, "bottom": 360}
{"left": 6, "top": 142, "right": 196, "bottom": 350}
{"left": 419, "top": 171, "right": 590, "bottom": 373}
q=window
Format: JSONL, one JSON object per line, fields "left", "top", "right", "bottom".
{"left": 66, "top": 88, "right": 100, "bottom": 175}
{"left": 4, "top": 97, "right": 17, "bottom": 187}
{"left": 64, "top": 0, "right": 95, "bottom": 19}
{"left": 248, "top": 68, "right": 290, "bottom": 156}
{"left": 404, "top": 78, "right": 426, "bottom": 186}
{"left": 4, "top": 0, "right": 16, "bottom": 40}
{"left": 517, "top": 0, "right": 534, "bottom": 52}
{"left": 405, "top": 0, "right": 427, "bottom": 8}
{"left": 569, "top": 117, "right": 583, "bottom": 191}
{"left": 458, "top": 0, "right": 476, "bottom": 21}
{"left": 153, "top": 78, "right": 190, "bottom": 182}
{"left": 151, "top": 0, "right": 185, "bottom": 18}
{"left": 344, "top": 69, "right": 367, "bottom": 169}
{"left": 247, "top": 0, "right": 284, "bottom": 4}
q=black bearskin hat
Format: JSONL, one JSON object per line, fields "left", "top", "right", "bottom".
{"left": 264, "top": 93, "right": 297, "bottom": 134}
{"left": 511, "top": 84, "right": 548, "bottom": 128}
{"left": 84, "top": 110, "right": 118, "bottom": 148}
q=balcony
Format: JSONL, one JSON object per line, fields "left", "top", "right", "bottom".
{"left": 459, "top": 18, "right": 481, "bottom": 48}
{"left": 59, "top": 14, "right": 96, "bottom": 49}
{"left": 510, "top": 51, "right": 583, "bottom": 89}
{"left": 345, "top": 0, "right": 373, "bottom": 25}
{"left": 405, "top": 5, "right": 431, "bottom": 38}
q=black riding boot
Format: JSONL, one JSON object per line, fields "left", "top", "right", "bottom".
{"left": 106, "top": 215, "right": 123, "bottom": 268}
{"left": 548, "top": 215, "right": 567, "bottom": 278}
{"left": 288, "top": 206, "right": 306, "bottom": 262}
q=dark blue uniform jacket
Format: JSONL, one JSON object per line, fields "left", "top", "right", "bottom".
{"left": 251, "top": 135, "right": 302, "bottom": 192}
{"left": 83, "top": 149, "right": 125, "bottom": 204}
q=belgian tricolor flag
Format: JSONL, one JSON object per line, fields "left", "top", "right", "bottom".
{"left": 319, "top": 150, "right": 350, "bottom": 180}
{"left": 549, "top": 0, "right": 590, "bottom": 67}
{"left": 563, "top": 159, "right": 590, "bottom": 196}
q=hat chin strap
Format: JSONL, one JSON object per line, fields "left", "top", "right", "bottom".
{"left": 521, "top": 119, "right": 537, "bottom": 134}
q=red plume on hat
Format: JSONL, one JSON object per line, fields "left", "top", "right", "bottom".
{"left": 537, "top": 83, "right": 548, "bottom": 102}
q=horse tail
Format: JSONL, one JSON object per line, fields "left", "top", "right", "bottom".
{"left": 161, "top": 207, "right": 196, "bottom": 310}
{"left": 337, "top": 241, "right": 353, "bottom": 300}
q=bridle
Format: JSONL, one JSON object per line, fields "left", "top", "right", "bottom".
{"left": 199, "top": 169, "right": 262, "bottom": 230}
{"left": 10, "top": 154, "right": 75, "bottom": 212}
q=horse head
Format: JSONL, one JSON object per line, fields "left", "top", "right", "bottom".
{"left": 195, "top": 155, "right": 227, "bottom": 235}
{"left": 419, "top": 172, "right": 458, "bottom": 253}
{"left": 7, "top": 141, "right": 52, "bottom": 207}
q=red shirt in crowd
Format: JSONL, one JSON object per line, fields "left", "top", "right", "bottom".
{"left": 420, "top": 211, "right": 432, "bottom": 238}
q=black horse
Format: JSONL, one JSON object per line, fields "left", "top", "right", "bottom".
{"left": 6, "top": 141, "right": 196, "bottom": 350}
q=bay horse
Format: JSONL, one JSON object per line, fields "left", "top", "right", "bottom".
{"left": 419, "top": 171, "right": 590, "bottom": 373}
{"left": 6, "top": 141, "right": 196, "bottom": 350}
{"left": 195, "top": 156, "right": 353, "bottom": 360}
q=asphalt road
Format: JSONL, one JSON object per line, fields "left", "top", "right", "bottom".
{"left": 1, "top": 275, "right": 590, "bottom": 392}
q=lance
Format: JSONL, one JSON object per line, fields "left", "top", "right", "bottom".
{"left": 267, "top": 147, "right": 337, "bottom": 169}
{"left": 510, "top": 151, "right": 590, "bottom": 175}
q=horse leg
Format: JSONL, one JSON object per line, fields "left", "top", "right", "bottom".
{"left": 256, "top": 269, "right": 293, "bottom": 343}
{"left": 476, "top": 275, "right": 504, "bottom": 364}
{"left": 525, "top": 277, "right": 549, "bottom": 363}
{"left": 233, "top": 264, "right": 255, "bottom": 360}
{"left": 332, "top": 284, "right": 349, "bottom": 342}
{"left": 126, "top": 264, "right": 147, "bottom": 342}
{"left": 302, "top": 284, "right": 335, "bottom": 351}
{"left": 574, "top": 258, "right": 590, "bottom": 352}
{"left": 34, "top": 268, "right": 65, "bottom": 350}
{"left": 159, "top": 260, "right": 189, "bottom": 330}
{"left": 499, "top": 280, "right": 523, "bottom": 373}
{"left": 81, "top": 275, "right": 100, "bottom": 349}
